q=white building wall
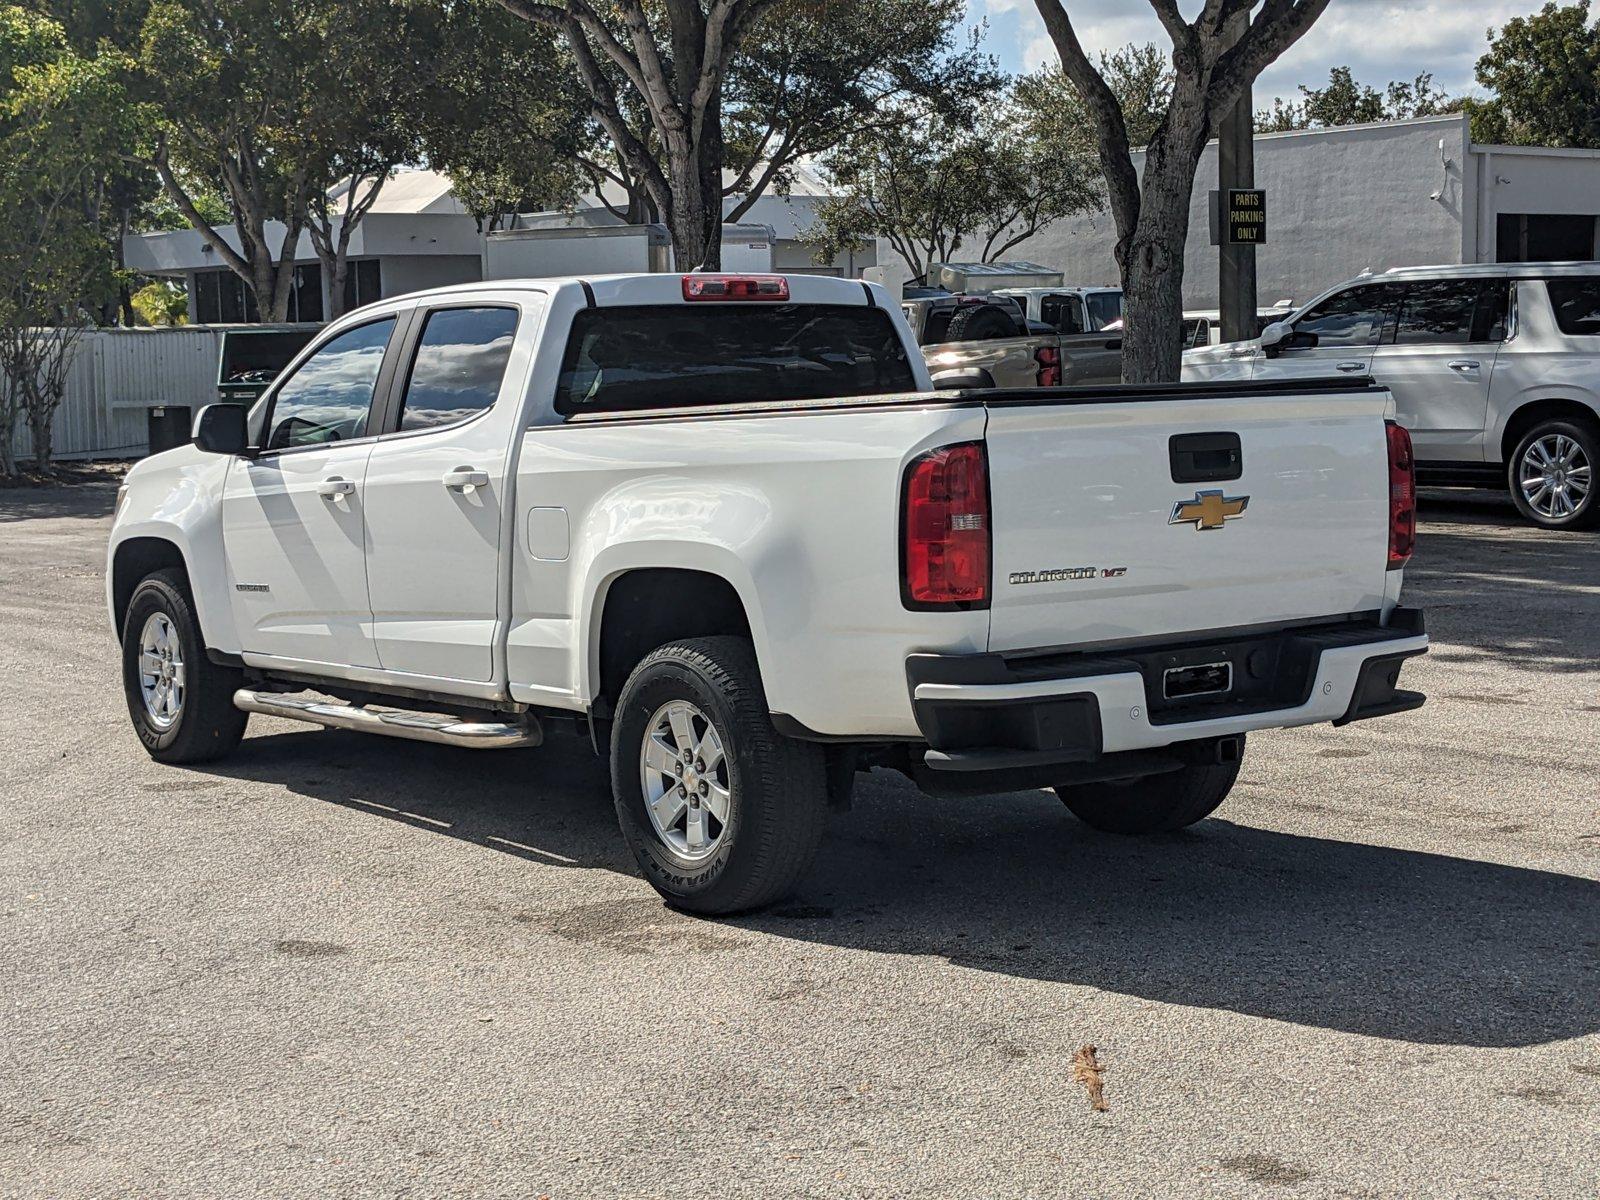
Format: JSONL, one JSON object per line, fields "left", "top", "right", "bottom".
{"left": 378, "top": 254, "right": 484, "bottom": 299}
{"left": 875, "top": 114, "right": 1475, "bottom": 306}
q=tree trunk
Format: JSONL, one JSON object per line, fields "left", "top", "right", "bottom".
{"left": 327, "top": 253, "right": 349, "bottom": 321}
{"left": 1115, "top": 92, "right": 1211, "bottom": 385}
{"left": 1116, "top": 170, "right": 1192, "bottom": 384}
{"left": 666, "top": 137, "right": 723, "bottom": 271}
{"left": 26, "top": 392, "right": 54, "bottom": 474}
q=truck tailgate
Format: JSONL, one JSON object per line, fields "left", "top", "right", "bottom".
{"left": 982, "top": 382, "right": 1393, "bottom": 653}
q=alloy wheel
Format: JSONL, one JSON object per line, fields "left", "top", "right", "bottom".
{"left": 1519, "top": 433, "right": 1592, "bottom": 521}
{"left": 137, "top": 611, "right": 185, "bottom": 729}
{"left": 639, "top": 700, "right": 730, "bottom": 861}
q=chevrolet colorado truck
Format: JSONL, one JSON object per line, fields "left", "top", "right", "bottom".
{"left": 109, "top": 272, "right": 1428, "bottom": 915}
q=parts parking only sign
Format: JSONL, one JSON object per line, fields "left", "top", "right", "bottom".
{"left": 1210, "top": 188, "right": 1266, "bottom": 245}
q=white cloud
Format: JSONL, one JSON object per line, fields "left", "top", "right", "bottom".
{"left": 976, "top": 0, "right": 1532, "bottom": 103}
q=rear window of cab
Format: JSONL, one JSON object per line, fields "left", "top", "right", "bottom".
{"left": 554, "top": 304, "right": 917, "bottom": 414}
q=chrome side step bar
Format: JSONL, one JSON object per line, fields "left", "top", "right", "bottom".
{"left": 233, "top": 689, "right": 542, "bottom": 750}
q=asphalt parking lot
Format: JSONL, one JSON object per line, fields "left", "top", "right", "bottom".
{"left": 1, "top": 481, "right": 1597, "bottom": 1199}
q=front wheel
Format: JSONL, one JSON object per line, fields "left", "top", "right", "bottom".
{"left": 1507, "top": 419, "right": 1598, "bottom": 530}
{"left": 1056, "top": 740, "right": 1244, "bottom": 834}
{"left": 121, "top": 570, "right": 248, "bottom": 763}
{"left": 610, "top": 637, "right": 828, "bottom": 915}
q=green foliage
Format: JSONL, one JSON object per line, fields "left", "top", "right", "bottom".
{"left": 412, "top": 0, "right": 591, "bottom": 226}
{"left": 135, "top": 169, "right": 228, "bottom": 231}
{"left": 808, "top": 80, "right": 1102, "bottom": 283}
{"left": 1256, "top": 66, "right": 1462, "bottom": 133}
{"left": 724, "top": 0, "right": 998, "bottom": 212}
{"left": 0, "top": 4, "right": 142, "bottom": 473}
{"left": 129, "top": 279, "right": 187, "bottom": 325}
{"left": 1472, "top": 1, "right": 1600, "bottom": 147}
{"left": 1013, "top": 43, "right": 1173, "bottom": 155}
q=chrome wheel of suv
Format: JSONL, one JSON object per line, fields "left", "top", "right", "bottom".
{"left": 1519, "top": 433, "right": 1591, "bottom": 520}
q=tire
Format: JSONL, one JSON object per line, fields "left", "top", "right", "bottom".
{"left": 609, "top": 636, "right": 828, "bottom": 915}
{"left": 1056, "top": 740, "right": 1244, "bottom": 834}
{"left": 945, "top": 303, "right": 1020, "bottom": 343}
{"left": 1507, "top": 418, "right": 1599, "bottom": 530}
{"left": 121, "top": 569, "right": 248, "bottom": 764}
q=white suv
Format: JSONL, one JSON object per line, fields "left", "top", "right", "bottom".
{"left": 1184, "top": 262, "right": 1600, "bottom": 529}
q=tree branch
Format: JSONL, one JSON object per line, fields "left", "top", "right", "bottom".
{"left": 148, "top": 139, "right": 253, "bottom": 280}
{"left": 1209, "top": 0, "right": 1334, "bottom": 115}
{"left": 1031, "top": 1, "right": 1141, "bottom": 241}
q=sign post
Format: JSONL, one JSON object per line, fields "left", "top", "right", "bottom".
{"left": 1217, "top": 10, "right": 1258, "bottom": 345}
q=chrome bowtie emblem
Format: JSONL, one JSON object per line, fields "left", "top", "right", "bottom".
{"left": 1169, "top": 490, "right": 1249, "bottom": 531}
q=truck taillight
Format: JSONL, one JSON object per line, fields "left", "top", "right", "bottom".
{"left": 682, "top": 274, "right": 789, "bottom": 301}
{"left": 1034, "top": 345, "right": 1062, "bottom": 387}
{"left": 1387, "top": 420, "right": 1416, "bottom": 569}
{"left": 902, "top": 441, "right": 990, "bottom": 608}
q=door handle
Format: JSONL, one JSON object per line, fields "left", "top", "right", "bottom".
{"left": 443, "top": 467, "right": 490, "bottom": 492}
{"left": 1448, "top": 359, "right": 1481, "bottom": 371}
{"left": 1335, "top": 361, "right": 1367, "bottom": 373}
{"left": 317, "top": 477, "right": 356, "bottom": 499}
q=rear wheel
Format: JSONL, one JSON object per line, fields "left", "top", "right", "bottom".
{"left": 1507, "top": 418, "right": 1598, "bottom": 530}
{"left": 121, "top": 570, "right": 248, "bottom": 763}
{"left": 610, "top": 637, "right": 828, "bottom": 915}
{"left": 1056, "top": 741, "right": 1244, "bottom": 834}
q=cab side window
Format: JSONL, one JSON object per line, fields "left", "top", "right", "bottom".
{"left": 265, "top": 318, "right": 396, "bottom": 450}
{"left": 1086, "top": 292, "right": 1123, "bottom": 331}
{"left": 396, "top": 307, "right": 520, "bottom": 432}
{"left": 1292, "top": 283, "right": 1400, "bottom": 349}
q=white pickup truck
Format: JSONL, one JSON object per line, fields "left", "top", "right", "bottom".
{"left": 109, "top": 273, "right": 1428, "bottom": 914}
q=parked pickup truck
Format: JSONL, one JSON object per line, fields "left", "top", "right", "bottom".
{"left": 109, "top": 272, "right": 1429, "bottom": 915}
{"left": 903, "top": 294, "right": 1121, "bottom": 389}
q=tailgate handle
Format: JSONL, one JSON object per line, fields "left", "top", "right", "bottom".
{"left": 1169, "top": 432, "right": 1243, "bottom": 484}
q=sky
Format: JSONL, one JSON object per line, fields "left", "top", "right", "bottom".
{"left": 970, "top": 0, "right": 1540, "bottom": 108}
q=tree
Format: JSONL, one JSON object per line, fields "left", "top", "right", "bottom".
{"left": 719, "top": 0, "right": 995, "bottom": 222}
{"left": 298, "top": 2, "right": 438, "bottom": 319}
{"left": 494, "top": 0, "right": 782, "bottom": 271}
{"left": 490, "top": 0, "right": 993, "bottom": 236}
{"left": 137, "top": 0, "right": 326, "bottom": 322}
{"left": 1471, "top": 1, "right": 1600, "bottom": 148}
{"left": 136, "top": 0, "right": 450, "bottom": 322}
{"left": 0, "top": 5, "right": 134, "bottom": 476}
{"left": 807, "top": 85, "right": 1102, "bottom": 284}
{"left": 1032, "top": 0, "right": 1333, "bottom": 383}
{"left": 1021, "top": 42, "right": 1174, "bottom": 155}
{"left": 415, "top": 1, "right": 597, "bottom": 227}
{"left": 33, "top": 0, "right": 156, "bottom": 325}
{"left": 1257, "top": 65, "right": 1460, "bottom": 132}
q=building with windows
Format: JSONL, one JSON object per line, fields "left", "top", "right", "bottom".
{"left": 124, "top": 170, "right": 486, "bottom": 324}
{"left": 869, "top": 113, "right": 1600, "bottom": 308}
{"left": 122, "top": 165, "right": 867, "bottom": 326}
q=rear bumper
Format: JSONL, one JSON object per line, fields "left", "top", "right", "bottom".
{"left": 907, "top": 609, "right": 1427, "bottom": 772}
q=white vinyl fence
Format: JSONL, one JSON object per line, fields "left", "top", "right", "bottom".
{"left": 6, "top": 326, "right": 228, "bottom": 463}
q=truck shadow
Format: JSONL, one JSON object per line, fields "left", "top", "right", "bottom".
{"left": 205, "top": 727, "right": 1600, "bottom": 1051}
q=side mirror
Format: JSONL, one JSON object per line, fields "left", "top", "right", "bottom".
{"left": 193, "top": 403, "right": 251, "bottom": 456}
{"left": 1259, "top": 321, "right": 1292, "bottom": 357}
{"left": 930, "top": 368, "right": 994, "bottom": 391}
